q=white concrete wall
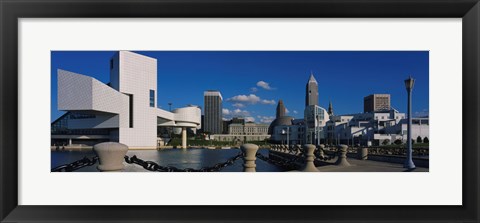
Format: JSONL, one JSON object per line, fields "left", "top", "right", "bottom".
{"left": 173, "top": 106, "right": 201, "bottom": 127}
{"left": 58, "top": 69, "right": 93, "bottom": 111}
{"left": 116, "top": 51, "right": 158, "bottom": 149}
{"left": 399, "top": 124, "right": 430, "bottom": 141}
{"left": 58, "top": 69, "right": 129, "bottom": 116}
{"left": 91, "top": 78, "right": 129, "bottom": 126}
{"left": 156, "top": 108, "right": 175, "bottom": 121}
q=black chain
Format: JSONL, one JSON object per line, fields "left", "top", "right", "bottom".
{"left": 256, "top": 152, "right": 303, "bottom": 170}
{"left": 287, "top": 146, "right": 301, "bottom": 155}
{"left": 124, "top": 152, "right": 244, "bottom": 172}
{"left": 314, "top": 148, "right": 336, "bottom": 161}
{"left": 367, "top": 147, "right": 429, "bottom": 156}
{"left": 51, "top": 156, "right": 99, "bottom": 172}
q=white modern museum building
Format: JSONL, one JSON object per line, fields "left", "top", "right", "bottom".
{"left": 55, "top": 51, "right": 201, "bottom": 149}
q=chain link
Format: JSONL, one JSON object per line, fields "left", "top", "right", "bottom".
{"left": 51, "top": 156, "right": 99, "bottom": 172}
{"left": 124, "top": 152, "right": 244, "bottom": 172}
{"left": 314, "top": 148, "right": 337, "bottom": 161}
{"left": 368, "top": 147, "right": 429, "bottom": 156}
{"left": 256, "top": 152, "right": 303, "bottom": 170}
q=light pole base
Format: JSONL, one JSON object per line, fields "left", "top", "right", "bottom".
{"left": 403, "top": 160, "right": 416, "bottom": 169}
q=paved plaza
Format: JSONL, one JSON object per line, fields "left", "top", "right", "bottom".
{"left": 314, "top": 158, "right": 428, "bottom": 172}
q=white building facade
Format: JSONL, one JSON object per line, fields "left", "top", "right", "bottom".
{"left": 210, "top": 123, "right": 270, "bottom": 142}
{"left": 57, "top": 51, "right": 201, "bottom": 149}
{"left": 304, "top": 105, "right": 329, "bottom": 145}
{"left": 325, "top": 110, "right": 429, "bottom": 146}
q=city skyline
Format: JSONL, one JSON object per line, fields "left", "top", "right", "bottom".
{"left": 51, "top": 51, "right": 429, "bottom": 123}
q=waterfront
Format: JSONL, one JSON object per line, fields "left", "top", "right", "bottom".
{"left": 51, "top": 148, "right": 282, "bottom": 172}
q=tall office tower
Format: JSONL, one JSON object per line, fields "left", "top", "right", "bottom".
{"left": 364, "top": 94, "right": 391, "bottom": 113}
{"left": 204, "top": 90, "right": 223, "bottom": 134}
{"left": 304, "top": 73, "right": 328, "bottom": 145}
{"left": 276, "top": 99, "right": 286, "bottom": 118}
{"left": 305, "top": 73, "right": 319, "bottom": 106}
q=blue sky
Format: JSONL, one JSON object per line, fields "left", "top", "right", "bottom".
{"left": 51, "top": 51, "right": 429, "bottom": 123}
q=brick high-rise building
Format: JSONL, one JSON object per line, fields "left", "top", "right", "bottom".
{"left": 364, "top": 94, "right": 391, "bottom": 113}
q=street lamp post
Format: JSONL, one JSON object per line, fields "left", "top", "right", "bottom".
{"left": 286, "top": 127, "right": 290, "bottom": 148}
{"left": 404, "top": 76, "right": 416, "bottom": 169}
{"left": 317, "top": 128, "right": 321, "bottom": 146}
{"left": 281, "top": 127, "right": 290, "bottom": 147}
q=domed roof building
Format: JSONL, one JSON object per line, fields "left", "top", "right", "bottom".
{"left": 268, "top": 100, "right": 294, "bottom": 134}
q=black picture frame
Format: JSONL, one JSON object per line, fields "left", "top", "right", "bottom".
{"left": 1, "top": 0, "right": 479, "bottom": 222}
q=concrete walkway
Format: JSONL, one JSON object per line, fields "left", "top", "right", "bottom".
{"left": 122, "top": 156, "right": 429, "bottom": 172}
{"left": 314, "top": 158, "right": 428, "bottom": 172}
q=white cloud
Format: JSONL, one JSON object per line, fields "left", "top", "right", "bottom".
{"left": 228, "top": 94, "right": 275, "bottom": 106}
{"left": 222, "top": 108, "right": 231, "bottom": 115}
{"left": 228, "top": 94, "right": 261, "bottom": 104}
{"left": 261, "top": 99, "right": 276, "bottom": 105}
{"left": 223, "top": 108, "right": 251, "bottom": 119}
{"left": 245, "top": 117, "right": 255, "bottom": 122}
{"left": 293, "top": 110, "right": 298, "bottom": 114}
{"left": 256, "top": 81, "right": 273, "bottom": 90}
{"left": 233, "top": 108, "right": 250, "bottom": 116}
{"left": 250, "top": 87, "right": 258, "bottom": 93}
{"left": 232, "top": 103, "right": 245, "bottom": 108}
{"left": 257, "top": 115, "right": 275, "bottom": 124}
{"left": 285, "top": 108, "right": 290, "bottom": 114}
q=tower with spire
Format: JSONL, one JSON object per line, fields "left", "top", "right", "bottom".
{"left": 276, "top": 99, "right": 286, "bottom": 118}
{"left": 328, "top": 101, "right": 334, "bottom": 116}
{"left": 303, "top": 72, "right": 329, "bottom": 145}
{"left": 305, "top": 72, "right": 319, "bottom": 106}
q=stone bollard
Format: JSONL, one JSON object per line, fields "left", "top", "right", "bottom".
{"left": 335, "top": 144, "right": 351, "bottom": 166}
{"left": 241, "top": 143, "right": 259, "bottom": 172}
{"left": 302, "top": 144, "right": 319, "bottom": 172}
{"left": 318, "top": 144, "right": 325, "bottom": 158}
{"left": 93, "top": 142, "right": 129, "bottom": 172}
{"left": 357, "top": 147, "right": 368, "bottom": 160}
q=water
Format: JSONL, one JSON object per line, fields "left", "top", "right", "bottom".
{"left": 51, "top": 148, "right": 283, "bottom": 172}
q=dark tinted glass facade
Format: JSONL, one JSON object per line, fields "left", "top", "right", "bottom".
{"left": 204, "top": 92, "right": 223, "bottom": 134}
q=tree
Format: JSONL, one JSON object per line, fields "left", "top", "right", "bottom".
{"left": 394, "top": 139, "right": 402, "bottom": 145}
{"left": 416, "top": 136, "right": 423, "bottom": 143}
{"left": 423, "top": 137, "right": 429, "bottom": 143}
{"left": 382, "top": 139, "right": 390, "bottom": 145}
